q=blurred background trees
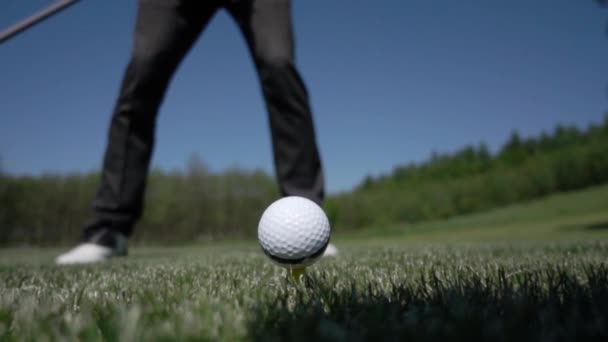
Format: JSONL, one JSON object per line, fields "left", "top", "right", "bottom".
{"left": 1, "top": 115, "right": 607, "bottom": 245}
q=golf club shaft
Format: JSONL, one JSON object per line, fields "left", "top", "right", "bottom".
{"left": 0, "top": 0, "right": 80, "bottom": 44}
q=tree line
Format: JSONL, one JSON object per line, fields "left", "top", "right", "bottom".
{"left": 0, "top": 156, "right": 279, "bottom": 246}
{"left": 325, "top": 115, "right": 608, "bottom": 229}
{"left": 1, "top": 115, "right": 607, "bottom": 245}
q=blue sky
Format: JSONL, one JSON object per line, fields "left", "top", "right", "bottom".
{"left": 1, "top": 0, "right": 607, "bottom": 194}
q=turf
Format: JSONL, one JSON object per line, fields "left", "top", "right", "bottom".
{"left": 1, "top": 186, "right": 608, "bottom": 341}
{"left": 336, "top": 184, "right": 608, "bottom": 244}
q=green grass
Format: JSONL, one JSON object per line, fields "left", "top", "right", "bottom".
{"left": 335, "top": 184, "right": 608, "bottom": 244}
{"left": 1, "top": 186, "right": 608, "bottom": 341}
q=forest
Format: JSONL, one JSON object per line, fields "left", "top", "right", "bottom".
{"left": 1, "top": 114, "right": 607, "bottom": 245}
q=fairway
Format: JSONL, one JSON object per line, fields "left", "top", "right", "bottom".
{"left": 1, "top": 186, "right": 608, "bottom": 341}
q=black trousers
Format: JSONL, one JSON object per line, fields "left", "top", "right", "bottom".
{"left": 85, "top": 0, "right": 324, "bottom": 238}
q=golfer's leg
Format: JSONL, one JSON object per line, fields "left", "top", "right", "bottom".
{"left": 227, "top": 0, "right": 325, "bottom": 205}
{"left": 86, "top": 0, "right": 217, "bottom": 239}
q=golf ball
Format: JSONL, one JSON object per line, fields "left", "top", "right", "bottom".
{"left": 258, "top": 196, "right": 331, "bottom": 268}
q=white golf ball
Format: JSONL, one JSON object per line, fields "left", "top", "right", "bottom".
{"left": 258, "top": 196, "right": 331, "bottom": 268}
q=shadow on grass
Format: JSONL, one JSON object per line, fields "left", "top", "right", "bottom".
{"left": 560, "top": 220, "right": 608, "bottom": 232}
{"left": 246, "top": 266, "right": 608, "bottom": 342}
{"left": 584, "top": 221, "right": 608, "bottom": 230}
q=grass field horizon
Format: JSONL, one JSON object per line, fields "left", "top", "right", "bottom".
{"left": 1, "top": 185, "right": 607, "bottom": 340}
{"left": 336, "top": 183, "right": 608, "bottom": 244}
{"left": 4, "top": 183, "right": 608, "bottom": 252}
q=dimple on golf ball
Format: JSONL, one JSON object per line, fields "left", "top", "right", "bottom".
{"left": 258, "top": 196, "right": 331, "bottom": 268}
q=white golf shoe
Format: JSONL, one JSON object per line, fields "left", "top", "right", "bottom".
{"left": 56, "top": 229, "right": 128, "bottom": 265}
{"left": 323, "top": 243, "right": 339, "bottom": 257}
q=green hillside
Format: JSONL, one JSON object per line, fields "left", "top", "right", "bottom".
{"left": 327, "top": 115, "right": 608, "bottom": 231}
{"left": 1, "top": 115, "right": 607, "bottom": 245}
{"left": 337, "top": 183, "right": 608, "bottom": 243}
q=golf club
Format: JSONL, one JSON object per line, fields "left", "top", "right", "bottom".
{"left": 0, "top": 0, "right": 80, "bottom": 44}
